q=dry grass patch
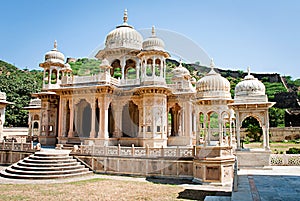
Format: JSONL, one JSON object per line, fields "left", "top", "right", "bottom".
{"left": 0, "top": 178, "right": 188, "bottom": 201}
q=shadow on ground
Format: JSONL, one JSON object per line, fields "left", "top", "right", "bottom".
{"left": 177, "top": 189, "right": 231, "bottom": 201}
{"left": 146, "top": 177, "right": 231, "bottom": 200}
{"left": 146, "top": 177, "right": 196, "bottom": 185}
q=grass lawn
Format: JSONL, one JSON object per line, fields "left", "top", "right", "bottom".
{"left": 244, "top": 142, "right": 300, "bottom": 153}
{"left": 0, "top": 178, "right": 230, "bottom": 201}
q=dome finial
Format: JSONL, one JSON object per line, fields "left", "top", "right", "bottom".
{"left": 54, "top": 40, "right": 57, "bottom": 49}
{"left": 123, "top": 9, "right": 128, "bottom": 23}
{"left": 208, "top": 58, "right": 217, "bottom": 75}
{"left": 152, "top": 25, "right": 156, "bottom": 37}
{"left": 210, "top": 58, "right": 215, "bottom": 69}
{"left": 179, "top": 58, "right": 182, "bottom": 67}
{"left": 247, "top": 67, "right": 250, "bottom": 76}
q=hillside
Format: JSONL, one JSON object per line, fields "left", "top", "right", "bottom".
{"left": 0, "top": 60, "right": 43, "bottom": 127}
{"left": 0, "top": 58, "right": 299, "bottom": 128}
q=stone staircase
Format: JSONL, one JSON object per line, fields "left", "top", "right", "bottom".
{"left": 0, "top": 149, "right": 92, "bottom": 179}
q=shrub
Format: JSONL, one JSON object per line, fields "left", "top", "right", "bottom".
{"left": 286, "top": 147, "right": 300, "bottom": 154}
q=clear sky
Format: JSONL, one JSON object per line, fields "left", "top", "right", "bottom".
{"left": 0, "top": 0, "right": 299, "bottom": 79}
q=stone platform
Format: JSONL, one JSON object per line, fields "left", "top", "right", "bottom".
{"left": 0, "top": 149, "right": 92, "bottom": 179}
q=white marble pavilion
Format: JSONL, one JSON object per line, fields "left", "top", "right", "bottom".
{"left": 26, "top": 10, "right": 274, "bottom": 151}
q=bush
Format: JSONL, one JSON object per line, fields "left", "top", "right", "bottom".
{"left": 286, "top": 147, "right": 300, "bottom": 154}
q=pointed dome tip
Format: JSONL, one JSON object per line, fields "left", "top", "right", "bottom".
{"left": 152, "top": 26, "right": 156, "bottom": 37}
{"left": 123, "top": 9, "right": 128, "bottom": 23}
{"left": 54, "top": 40, "right": 57, "bottom": 50}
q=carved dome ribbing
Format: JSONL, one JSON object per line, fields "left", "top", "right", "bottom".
{"left": 196, "top": 60, "right": 231, "bottom": 99}
{"left": 142, "top": 26, "right": 165, "bottom": 51}
{"left": 44, "top": 41, "right": 65, "bottom": 64}
{"left": 62, "top": 63, "right": 72, "bottom": 72}
{"left": 235, "top": 71, "right": 265, "bottom": 96}
{"left": 172, "top": 62, "right": 190, "bottom": 81}
{"left": 105, "top": 9, "right": 143, "bottom": 50}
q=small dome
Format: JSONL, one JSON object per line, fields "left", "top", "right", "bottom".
{"left": 101, "top": 58, "right": 110, "bottom": 66}
{"left": 142, "top": 26, "right": 165, "bottom": 51}
{"left": 99, "top": 58, "right": 111, "bottom": 70}
{"left": 29, "top": 98, "right": 41, "bottom": 107}
{"left": 196, "top": 59, "right": 231, "bottom": 99}
{"left": 234, "top": 68, "right": 267, "bottom": 102}
{"left": 63, "top": 63, "right": 72, "bottom": 72}
{"left": 105, "top": 9, "right": 143, "bottom": 50}
{"left": 172, "top": 61, "right": 191, "bottom": 80}
{"left": 44, "top": 40, "right": 65, "bottom": 64}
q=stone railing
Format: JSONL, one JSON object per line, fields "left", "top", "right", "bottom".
{"left": 110, "top": 77, "right": 119, "bottom": 85}
{"left": 119, "top": 79, "right": 140, "bottom": 86}
{"left": 77, "top": 145, "right": 195, "bottom": 158}
{"left": 60, "top": 75, "right": 121, "bottom": 86}
{"left": 0, "top": 141, "right": 33, "bottom": 151}
{"left": 270, "top": 154, "right": 300, "bottom": 166}
{"left": 61, "top": 74, "right": 113, "bottom": 85}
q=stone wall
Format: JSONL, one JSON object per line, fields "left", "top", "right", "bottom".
{"left": 240, "top": 127, "right": 300, "bottom": 142}
{"left": 0, "top": 150, "right": 33, "bottom": 165}
{"left": 236, "top": 149, "right": 271, "bottom": 168}
{"left": 77, "top": 155, "right": 194, "bottom": 178}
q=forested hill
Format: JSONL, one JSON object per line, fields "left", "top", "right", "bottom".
{"left": 0, "top": 58, "right": 299, "bottom": 127}
{"left": 0, "top": 60, "right": 43, "bottom": 127}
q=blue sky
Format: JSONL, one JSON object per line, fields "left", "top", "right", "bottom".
{"left": 0, "top": 0, "right": 299, "bottom": 79}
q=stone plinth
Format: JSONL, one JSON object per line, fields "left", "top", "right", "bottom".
{"left": 38, "top": 136, "right": 57, "bottom": 147}
{"left": 193, "top": 146, "right": 235, "bottom": 186}
{"left": 167, "top": 136, "right": 195, "bottom": 146}
{"left": 236, "top": 148, "right": 271, "bottom": 168}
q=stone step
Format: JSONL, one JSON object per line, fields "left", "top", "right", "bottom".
{"left": 0, "top": 149, "right": 93, "bottom": 180}
{"left": 23, "top": 158, "right": 77, "bottom": 164}
{"left": 11, "top": 163, "right": 85, "bottom": 172}
{"left": 17, "top": 161, "right": 81, "bottom": 167}
{"left": 0, "top": 169, "right": 92, "bottom": 180}
{"left": 34, "top": 152, "right": 70, "bottom": 157}
{"left": 5, "top": 166, "right": 89, "bottom": 176}
{"left": 28, "top": 155, "right": 73, "bottom": 160}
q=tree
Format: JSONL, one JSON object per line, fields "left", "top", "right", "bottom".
{"left": 269, "top": 107, "right": 285, "bottom": 127}
{"left": 0, "top": 60, "right": 43, "bottom": 127}
{"left": 242, "top": 117, "right": 262, "bottom": 142}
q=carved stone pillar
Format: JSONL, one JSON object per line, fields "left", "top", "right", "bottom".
{"left": 136, "top": 60, "right": 140, "bottom": 80}
{"left": 121, "top": 57, "right": 125, "bottom": 80}
{"left": 68, "top": 99, "right": 74, "bottom": 137}
{"left": 236, "top": 112, "right": 241, "bottom": 149}
{"left": 160, "top": 59, "right": 163, "bottom": 77}
{"left": 219, "top": 120, "right": 223, "bottom": 146}
{"left": 90, "top": 100, "right": 96, "bottom": 138}
{"left": 195, "top": 111, "right": 200, "bottom": 145}
{"left": 229, "top": 120, "right": 233, "bottom": 146}
{"left": 98, "top": 97, "right": 111, "bottom": 139}
{"left": 57, "top": 98, "right": 64, "bottom": 138}
{"left": 112, "top": 104, "right": 122, "bottom": 138}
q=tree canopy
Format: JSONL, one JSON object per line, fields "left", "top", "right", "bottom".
{"left": 0, "top": 60, "right": 43, "bottom": 127}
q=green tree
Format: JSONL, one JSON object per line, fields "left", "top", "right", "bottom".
{"left": 242, "top": 117, "right": 262, "bottom": 142}
{"left": 0, "top": 60, "right": 43, "bottom": 127}
{"left": 269, "top": 107, "right": 285, "bottom": 127}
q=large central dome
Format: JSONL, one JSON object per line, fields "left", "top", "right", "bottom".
{"left": 105, "top": 9, "right": 143, "bottom": 50}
